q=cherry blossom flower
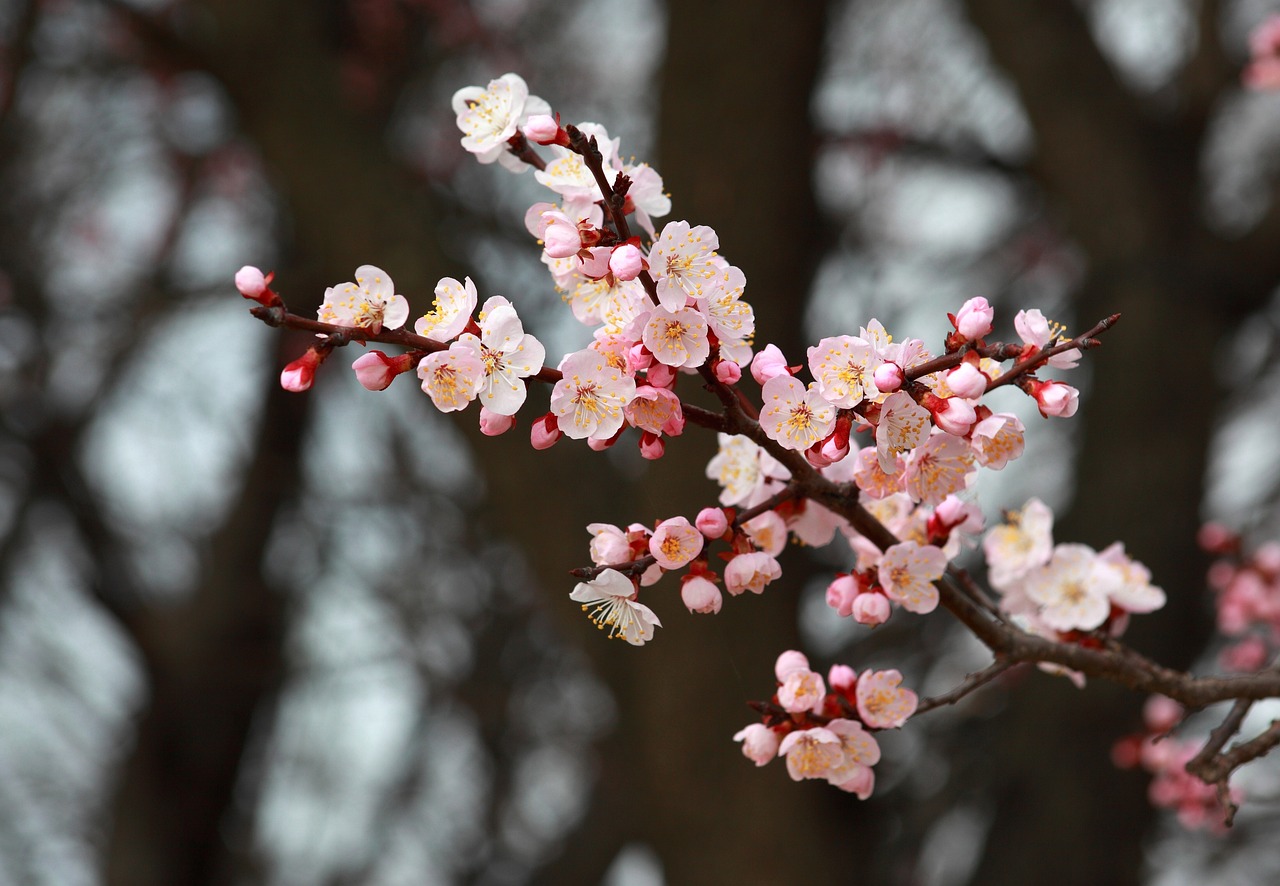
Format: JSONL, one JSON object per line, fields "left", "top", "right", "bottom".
{"left": 751, "top": 344, "right": 792, "bottom": 385}
{"left": 1245, "top": 16, "right": 1280, "bottom": 90}
{"left": 852, "top": 446, "right": 905, "bottom": 499}
{"left": 318, "top": 265, "right": 409, "bottom": 333}
{"left": 808, "top": 335, "right": 880, "bottom": 408}
{"left": 778, "top": 667, "right": 826, "bottom": 714}
{"left": 451, "top": 296, "right": 545, "bottom": 416}
{"left": 625, "top": 385, "right": 684, "bottom": 436}
{"left": 1014, "top": 309, "right": 1080, "bottom": 369}
{"left": 984, "top": 498, "right": 1055, "bottom": 590}
{"left": 775, "top": 650, "right": 812, "bottom": 682}
{"left": 695, "top": 507, "right": 730, "bottom": 539}
{"left": 587, "top": 522, "right": 634, "bottom": 567}
{"left": 826, "top": 574, "right": 858, "bottom": 616}
{"left": 705, "top": 433, "right": 790, "bottom": 506}
{"left": 649, "top": 220, "right": 721, "bottom": 310}
{"left": 235, "top": 265, "right": 270, "bottom": 302}
{"left": 622, "top": 161, "right": 671, "bottom": 236}
{"left": 417, "top": 344, "right": 484, "bottom": 412}
{"left": 642, "top": 306, "right": 710, "bottom": 368}
{"left": 826, "top": 719, "right": 881, "bottom": 797}
{"left": 733, "top": 723, "right": 780, "bottom": 766}
{"left": 903, "top": 432, "right": 975, "bottom": 506}
{"left": 681, "top": 575, "right": 722, "bottom": 614}
{"left": 945, "top": 361, "right": 988, "bottom": 400}
{"left": 1098, "top": 542, "right": 1166, "bottom": 614}
{"left": 851, "top": 592, "right": 891, "bottom": 626}
{"left": 479, "top": 407, "right": 516, "bottom": 436}
{"left": 570, "top": 568, "right": 661, "bottom": 645}
{"left": 744, "top": 509, "right": 788, "bottom": 557}
{"left": 855, "top": 669, "right": 918, "bottom": 729}
{"left": 779, "top": 727, "right": 844, "bottom": 782}
{"left": 761, "top": 375, "right": 837, "bottom": 451}
{"left": 953, "top": 296, "right": 994, "bottom": 341}
{"left": 280, "top": 348, "right": 323, "bottom": 392}
{"left": 1030, "top": 380, "right": 1079, "bottom": 418}
{"left": 649, "top": 516, "right": 704, "bottom": 569}
{"left": 550, "top": 348, "right": 637, "bottom": 440}
{"left": 876, "top": 392, "right": 931, "bottom": 473}
{"left": 415, "top": 276, "right": 478, "bottom": 343}
{"left": 452, "top": 73, "right": 550, "bottom": 171}
{"left": 724, "top": 552, "right": 782, "bottom": 595}
{"left": 1023, "top": 543, "right": 1122, "bottom": 632}
{"left": 609, "top": 243, "right": 647, "bottom": 280}
{"left": 530, "top": 412, "right": 563, "bottom": 450}
{"left": 352, "top": 350, "right": 412, "bottom": 391}
{"left": 878, "top": 541, "right": 947, "bottom": 614}
{"left": 970, "top": 412, "right": 1025, "bottom": 469}
{"left": 873, "top": 362, "right": 904, "bottom": 393}
{"left": 695, "top": 265, "right": 754, "bottom": 357}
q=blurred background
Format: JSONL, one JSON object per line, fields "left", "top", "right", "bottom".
{"left": 2, "top": 0, "right": 1280, "bottom": 883}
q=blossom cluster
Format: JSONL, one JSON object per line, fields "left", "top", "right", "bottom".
{"left": 1201, "top": 524, "right": 1280, "bottom": 672}
{"left": 732, "top": 651, "right": 917, "bottom": 800}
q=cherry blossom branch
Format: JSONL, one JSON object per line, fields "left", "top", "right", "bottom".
{"left": 914, "top": 659, "right": 1023, "bottom": 716}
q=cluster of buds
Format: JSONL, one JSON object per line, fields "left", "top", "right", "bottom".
{"left": 1201, "top": 525, "right": 1280, "bottom": 672}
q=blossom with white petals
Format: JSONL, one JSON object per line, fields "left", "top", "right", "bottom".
{"left": 452, "top": 73, "right": 550, "bottom": 171}
{"left": 724, "top": 552, "right": 782, "bottom": 595}
{"left": 808, "top": 335, "right": 880, "bottom": 409}
{"left": 318, "top": 265, "right": 409, "bottom": 333}
{"left": 1015, "top": 309, "right": 1080, "bottom": 369}
{"left": 642, "top": 306, "right": 710, "bottom": 368}
{"left": 649, "top": 516, "right": 704, "bottom": 570}
{"left": 550, "top": 348, "right": 636, "bottom": 440}
{"left": 415, "top": 276, "right": 478, "bottom": 343}
{"left": 984, "top": 498, "right": 1055, "bottom": 591}
{"left": 649, "top": 220, "right": 721, "bottom": 310}
{"left": 970, "top": 412, "right": 1025, "bottom": 469}
{"left": 705, "top": 433, "right": 790, "bottom": 506}
{"left": 417, "top": 344, "right": 484, "bottom": 412}
{"left": 569, "top": 568, "right": 661, "bottom": 645}
{"left": 761, "top": 375, "right": 837, "bottom": 451}
{"left": 535, "top": 122, "right": 619, "bottom": 200}
{"left": 855, "top": 669, "right": 918, "bottom": 729}
{"left": 1098, "top": 542, "right": 1167, "bottom": 613}
{"left": 903, "top": 432, "right": 975, "bottom": 506}
{"left": 1023, "top": 543, "right": 1121, "bottom": 632}
{"left": 876, "top": 392, "right": 931, "bottom": 473}
{"left": 778, "top": 668, "right": 826, "bottom": 714}
{"left": 878, "top": 541, "right": 947, "bottom": 614}
{"left": 451, "top": 296, "right": 544, "bottom": 416}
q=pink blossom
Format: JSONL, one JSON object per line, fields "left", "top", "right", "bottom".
{"left": 1143, "top": 695, "right": 1184, "bottom": 733}
{"left": 826, "top": 574, "right": 859, "bottom": 617}
{"left": 696, "top": 507, "right": 730, "bottom": 539}
{"left": 724, "top": 552, "right": 782, "bottom": 595}
{"left": 415, "top": 276, "right": 478, "bottom": 343}
{"left": 760, "top": 375, "right": 836, "bottom": 451}
{"left": 778, "top": 668, "right": 827, "bottom": 714}
{"left": 714, "top": 359, "right": 742, "bottom": 385}
{"left": 625, "top": 385, "right": 684, "bottom": 435}
{"left": 779, "top": 727, "right": 844, "bottom": 782}
{"left": 733, "top": 723, "right": 780, "bottom": 766}
{"left": 530, "top": 412, "right": 563, "bottom": 450}
{"left": 873, "top": 362, "right": 904, "bottom": 394}
{"left": 1014, "top": 309, "right": 1080, "bottom": 369}
{"left": 235, "top": 265, "right": 269, "bottom": 300}
{"left": 649, "top": 220, "right": 721, "bottom": 310}
{"left": 609, "top": 243, "right": 647, "bottom": 281}
{"left": 855, "top": 669, "right": 918, "bottom": 729}
{"left": 453, "top": 73, "right": 550, "bottom": 170}
{"left": 850, "top": 592, "right": 891, "bottom": 626}
{"left": 417, "top": 344, "right": 484, "bottom": 412}
{"left": 876, "top": 391, "right": 931, "bottom": 473}
{"left": 542, "top": 212, "right": 583, "bottom": 258}
{"left": 852, "top": 446, "right": 905, "bottom": 499}
{"left": 945, "top": 361, "right": 988, "bottom": 399}
{"left": 1030, "top": 380, "right": 1079, "bottom": 418}
{"left": 587, "top": 523, "right": 634, "bottom": 567}
{"left": 280, "top": 348, "right": 323, "bottom": 392}
{"left": 479, "top": 406, "right": 516, "bottom": 436}
{"left": 319, "top": 265, "right": 410, "bottom": 333}
{"left": 970, "top": 412, "right": 1025, "bottom": 469}
{"left": 904, "top": 432, "right": 974, "bottom": 506}
{"left": 878, "top": 541, "right": 947, "bottom": 614}
{"left": 352, "top": 350, "right": 410, "bottom": 391}
{"left": 807, "top": 335, "right": 879, "bottom": 408}
{"left": 550, "top": 348, "right": 637, "bottom": 440}
{"left": 926, "top": 396, "right": 978, "bottom": 437}
{"left": 1023, "top": 544, "right": 1121, "bottom": 632}
{"left": 984, "top": 498, "right": 1055, "bottom": 590}
{"left": 642, "top": 306, "right": 710, "bottom": 369}
{"left": 569, "top": 568, "right": 661, "bottom": 646}
{"left": 681, "top": 575, "right": 723, "bottom": 614}
{"left": 744, "top": 510, "right": 788, "bottom": 557}
{"left": 953, "top": 296, "right": 994, "bottom": 340}
{"left": 523, "top": 113, "right": 562, "bottom": 144}
{"left": 638, "top": 432, "right": 665, "bottom": 460}
{"left": 649, "top": 516, "right": 704, "bottom": 569}
{"left": 751, "top": 344, "right": 791, "bottom": 385}
{"left": 774, "top": 650, "right": 811, "bottom": 682}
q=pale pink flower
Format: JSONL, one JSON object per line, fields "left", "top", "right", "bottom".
{"left": 318, "top": 265, "right": 409, "bottom": 333}
{"left": 953, "top": 297, "right": 994, "bottom": 340}
{"left": 852, "top": 446, "right": 905, "bottom": 499}
{"left": 878, "top": 541, "right": 947, "bottom": 614}
{"left": 983, "top": 498, "right": 1055, "bottom": 591}
{"left": 550, "top": 348, "right": 636, "bottom": 440}
{"left": 522, "top": 113, "right": 561, "bottom": 144}
{"left": 638, "top": 433, "right": 664, "bottom": 460}
{"left": 649, "top": 220, "right": 721, "bottom": 310}
{"left": 1023, "top": 543, "right": 1122, "bottom": 632}
{"left": 733, "top": 723, "right": 780, "bottom": 766}
{"left": 824, "top": 719, "right": 881, "bottom": 795}
{"left": 587, "top": 523, "right": 634, "bottom": 567}
{"left": 927, "top": 396, "right": 978, "bottom": 438}
{"left": 715, "top": 360, "right": 742, "bottom": 384}
{"left": 352, "top": 350, "right": 409, "bottom": 391}
{"left": 695, "top": 265, "right": 754, "bottom": 352}
{"left": 625, "top": 385, "right": 684, "bottom": 435}
{"left": 642, "top": 306, "right": 710, "bottom": 368}
{"left": 569, "top": 568, "right": 661, "bottom": 646}
{"left": 452, "top": 296, "right": 545, "bottom": 415}
{"left": 649, "top": 516, "right": 704, "bottom": 569}
{"left": 855, "top": 669, "right": 918, "bottom": 729}
{"left": 1014, "top": 309, "right": 1080, "bottom": 369}
{"left": 945, "top": 361, "right": 988, "bottom": 400}
{"left": 970, "top": 412, "right": 1025, "bottom": 469}
{"left": 609, "top": 243, "right": 647, "bottom": 280}
{"left": 774, "top": 650, "right": 811, "bottom": 682}
{"left": 415, "top": 276, "right": 478, "bottom": 343}
{"left": 904, "top": 432, "right": 975, "bottom": 506}
{"left": 417, "top": 344, "right": 484, "bottom": 412}
{"left": 828, "top": 664, "right": 857, "bottom": 692}
{"left": 541, "top": 210, "right": 583, "bottom": 258}
{"left": 696, "top": 507, "right": 730, "bottom": 539}
{"left": 807, "top": 335, "right": 880, "bottom": 409}
{"left": 761, "top": 375, "right": 837, "bottom": 451}
{"left": 1144, "top": 695, "right": 1184, "bottom": 733}
{"left": 479, "top": 407, "right": 516, "bottom": 436}
{"left": 778, "top": 668, "right": 827, "bottom": 714}
{"left": 530, "top": 412, "right": 562, "bottom": 450}
{"left": 876, "top": 392, "right": 931, "bottom": 473}
{"left": 452, "top": 72, "right": 551, "bottom": 170}
{"left": 826, "top": 575, "right": 858, "bottom": 617}
{"left": 1097, "top": 542, "right": 1166, "bottom": 613}
{"left": 622, "top": 161, "right": 671, "bottom": 236}
{"left": 833, "top": 765, "right": 876, "bottom": 799}
{"left": 751, "top": 344, "right": 791, "bottom": 385}
{"left": 779, "top": 727, "right": 844, "bottom": 782}
{"left": 1031, "top": 380, "right": 1079, "bottom": 418}
{"left": 851, "top": 592, "right": 891, "bottom": 626}
{"left": 724, "top": 552, "right": 782, "bottom": 595}
{"left": 681, "top": 575, "right": 722, "bottom": 614}
{"left": 873, "top": 362, "right": 904, "bottom": 393}
{"left": 744, "top": 510, "right": 788, "bottom": 557}
{"left": 705, "top": 433, "right": 791, "bottom": 506}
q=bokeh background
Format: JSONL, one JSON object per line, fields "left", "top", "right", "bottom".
{"left": 3, "top": 0, "right": 1280, "bottom": 883}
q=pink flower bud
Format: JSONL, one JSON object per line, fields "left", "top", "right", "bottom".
{"left": 850, "top": 592, "right": 891, "bottom": 626}
{"left": 681, "top": 575, "right": 722, "bottom": 614}
{"left": 646, "top": 363, "right": 676, "bottom": 389}
{"left": 954, "top": 296, "right": 994, "bottom": 340}
{"left": 826, "top": 574, "right": 858, "bottom": 617}
{"left": 280, "top": 348, "right": 323, "bottom": 392}
{"left": 733, "top": 723, "right": 780, "bottom": 766}
{"left": 530, "top": 412, "right": 563, "bottom": 450}
{"left": 588, "top": 434, "right": 617, "bottom": 451}
{"left": 638, "top": 431, "right": 665, "bottom": 460}
{"left": 827, "top": 664, "right": 857, "bottom": 692}
{"left": 834, "top": 766, "right": 875, "bottom": 799}
{"left": 479, "top": 406, "right": 516, "bottom": 436}
{"left": 1031, "top": 380, "right": 1079, "bottom": 418}
{"left": 352, "top": 350, "right": 410, "bottom": 391}
{"left": 873, "top": 362, "right": 903, "bottom": 393}
{"left": 1220, "top": 636, "right": 1269, "bottom": 673}
{"left": 609, "top": 244, "right": 647, "bottom": 281}
{"left": 928, "top": 396, "right": 977, "bottom": 437}
{"left": 714, "top": 360, "right": 741, "bottom": 385}
{"left": 946, "top": 361, "right": 988, "bottom": 399}
{"left": 578, "top": 246, "right": 613, "bottom": 279}
{"left": 1143, "top": 695, "right": 1184, "bottom": 733}
{"left": 695, "top": 507, "right": 730, "bottom": 539}
{"left": 523, "top": 113, "right": 561, "bottom": 144}
{"left": 774, "top": 650, "right": 811, "bottom": 683}
{"left": 235, "top": 265, "right": 268, "bottom": 300}
{"left": 628, "top": 344, "right": 653, "bottom": 373}
{"left": 751, "top": 344, "right": 790, "bottom": 385}
{"left": 543, "top": 219, "right": 582, "bottom": 259}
